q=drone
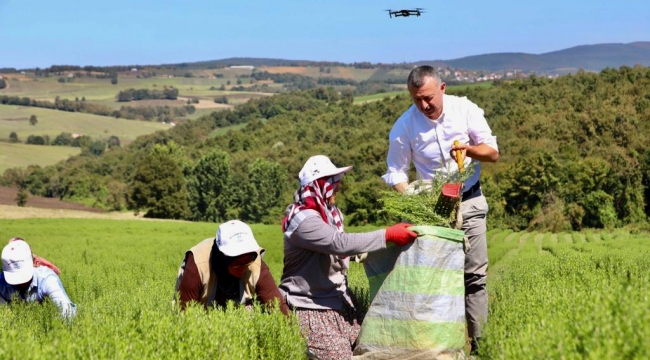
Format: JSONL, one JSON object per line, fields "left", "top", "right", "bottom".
{"left": 386, "top": 8, "right": 425, "bottom": 18}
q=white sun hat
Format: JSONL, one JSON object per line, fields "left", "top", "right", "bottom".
{"left": 215, "top": 220, "right": 260, "bottom": 257}
{"left": 298, "top": 155, "right": 353, "bottom": 186}
{"left": 1, "top": 240, "right": 35, "bottom": 285}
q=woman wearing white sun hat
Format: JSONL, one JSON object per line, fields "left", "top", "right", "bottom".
{"left": 280, "top": 155, "right": 418, "bottom": 360}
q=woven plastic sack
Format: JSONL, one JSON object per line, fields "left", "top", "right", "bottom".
{"left": 353, "top": 225, "right": 466, "bottom": 360}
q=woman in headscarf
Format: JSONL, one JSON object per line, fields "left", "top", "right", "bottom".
{"left": 279, "top": 155, "right": 417, "bottom": 360}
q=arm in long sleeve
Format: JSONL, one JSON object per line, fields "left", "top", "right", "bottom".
{"left": 466, "top": 100, "right": 499, "bottom": 162}
{"left": 383, "top": 118, "right": 412, "bottom": 188}
{"left": 40, "top": 274, "right": 76, "bottom": 318}
{"left": 288, "top": 215, "right": 386, "bottom": 256}
{"left": 255, "top": 261, "right": 290, "bottom": 316}
{"left": 178, "top": 253, "right": 203, "bottom": 310}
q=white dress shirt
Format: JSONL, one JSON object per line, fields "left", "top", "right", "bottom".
{"left": 383, "top": 94, "right": 498, "bottom": 188}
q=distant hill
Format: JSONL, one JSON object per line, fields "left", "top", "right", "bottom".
{"left": 419, "top": 42, "right": 650, "bottom": 73}
{"left": 159, "top": 57, "right": 348, "bottom": 69}
{"left": 168, "top": 42, "right": 650, "bottom": 74}
{"left": 23, "top": 41, "right": 650, "bottom": 76}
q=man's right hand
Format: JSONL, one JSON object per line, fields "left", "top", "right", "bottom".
{"left": 393, "top": 182, "right": 408, "bottom": 194}
{"left": 385, "top": 223, "right": 418, "bottom": 246}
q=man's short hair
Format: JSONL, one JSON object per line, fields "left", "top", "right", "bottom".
{"left": 407, "top": 66, "right": 441, "bottom": 88}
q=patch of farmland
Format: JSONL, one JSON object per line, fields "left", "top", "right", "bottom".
{"left": 258, "top": 66, "right": 313, "bottom": 75}
{"left": 0, "top": 142, "right": 81, "bottom": 173}
{"left": 485, "top": 230, "right": 650, "bottom": 358}
{"left": 0, "top": 104, "right": 170, "bottom": 142}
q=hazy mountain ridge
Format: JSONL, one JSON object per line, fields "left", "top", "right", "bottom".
{"left": 178, "top": 41, "right": 650, "bottom": 74}
{"left": 434, "top": 42, "right": 650, "bottom": 73}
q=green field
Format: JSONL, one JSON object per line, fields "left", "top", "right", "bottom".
{"left": 482, "top": 228, "right": 650, "bottom": 359}
{"left": 0, "top": 142, "right": 81, "bottom": 173}
{"left": 0, "top": 219, "right": 305, "bottom": 359}
{"left": 1, "top": 72, "right": 274, "bottom": 107}
{"left": 0, "top": 104, "right": 171, "bottom": 142}
{"left": 353, "top": 90, "right": 408, "bottom": 104}
{"left": 1, "top": 218, "right": 648, "bottom": 358}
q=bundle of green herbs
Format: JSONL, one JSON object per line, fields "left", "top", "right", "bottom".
{"left": 379, "top": 165, "right": 475, "bottom": 227}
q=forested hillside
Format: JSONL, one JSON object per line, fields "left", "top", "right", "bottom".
{"left": 3, "top": 66, "right": 649, "bottom": 231}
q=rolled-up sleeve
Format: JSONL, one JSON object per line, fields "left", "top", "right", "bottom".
{"left": 383, "top": 120, "right": 411, "bottom": 186}
{"left": 467, "top": 100, "right": 498, "bottom": 152}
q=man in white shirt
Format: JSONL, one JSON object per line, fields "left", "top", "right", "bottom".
{"left": 382, "top": 65, "right": 499, "bottom": 355}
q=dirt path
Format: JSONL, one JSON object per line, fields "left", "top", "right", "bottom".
{"left": 0, "top": 204, "right": 154, "bottom": 220}
{"left": 0, "top": 187, "right": 157, "bottom": 220}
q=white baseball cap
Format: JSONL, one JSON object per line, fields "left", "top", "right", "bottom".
{"left": 215, "top": 220, "right": 260, "bottom": 257}
{"left": 2, "top": 240, "right": 35, "bottom": 285}
{"left": 298, "top": 155, "right": 353, "bottom": 186}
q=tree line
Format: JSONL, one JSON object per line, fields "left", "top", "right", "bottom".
{"left": 116, "top": 87, "right": 179, "bottom": 102}
{"left": 0, "top": 95, "right": 194, "bottom": 122}
{"left": 2, "top": 66, "right": 649, "bottom": 231}
{"left": 250, "top": 71, "right": 402, "bottom": 95}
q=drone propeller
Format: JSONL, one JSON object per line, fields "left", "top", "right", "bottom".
{"left": 415, "top": 7, "right": 425, "bottom": 10}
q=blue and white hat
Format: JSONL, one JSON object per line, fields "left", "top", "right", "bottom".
{"left": 2, "top": 240, "right": 35, "bottom": 285}
{"left": 216, "top": 220, "right": 260, "bottom": 257}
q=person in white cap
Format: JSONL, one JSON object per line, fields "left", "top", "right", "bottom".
{"left": 280, "top": 155, "right": 418, "bottom": 360}
{"left": 0, "top": 239, "right": 76, "bottom": 318}
{"left": 174, "top": 219, "right": 289, "bottom": 315}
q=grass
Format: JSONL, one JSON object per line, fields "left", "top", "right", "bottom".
{"left": 0, "top": 104, "right": 171, "bottom": 142}
{"left": 1, "top": 214, "right": 649, "bottom": 358}
{"left": 484, "top": 230, "right": 650, "bottom": 359}
{"left": 0, "top": 142, "right": 81, "bottom": 173}
{"left": 0, "top": 219, "right": 307, "bottom": 359}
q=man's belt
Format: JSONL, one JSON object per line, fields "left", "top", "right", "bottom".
{"left": 462, "top": 181, "right": 482, "bottom": 201}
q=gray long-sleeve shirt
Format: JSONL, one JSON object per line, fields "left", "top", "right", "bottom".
{"left": 279, "top": 209, "right": 387, "bottom": 310}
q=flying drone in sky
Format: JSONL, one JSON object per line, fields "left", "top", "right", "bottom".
{"left": 385, "top": 8, "right": 425, "bottom": 18}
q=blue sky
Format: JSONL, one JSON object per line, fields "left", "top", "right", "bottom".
{"left": 1, "top": 0, "right": 648, "bottom": 68}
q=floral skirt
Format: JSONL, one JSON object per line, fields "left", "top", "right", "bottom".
{"left": 296, "top": 300, "right": 362, "bottom": 360}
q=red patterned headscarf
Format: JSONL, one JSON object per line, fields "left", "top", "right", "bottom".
{"left": 282, "top": 175, "right": 344, "bottom": 235}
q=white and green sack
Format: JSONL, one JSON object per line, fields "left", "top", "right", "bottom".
{"left": 354, "top": 226, "right": 466, "bottom": 360}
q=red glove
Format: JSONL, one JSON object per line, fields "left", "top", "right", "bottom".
{"left": 385, "top": 223, "right": 418, "bottom": 246}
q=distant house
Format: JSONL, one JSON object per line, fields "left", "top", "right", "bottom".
{"left": 71, "top": 133, "right": 82, "bottom": 139}
{"left": 131, "top": 68, "right": 138, "bottom": 72}
{"left": 67, "top": 73, "right": 74, "bottom": 78}
{"left": 229, "top": 65, "right": 255, "bottom": 70}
